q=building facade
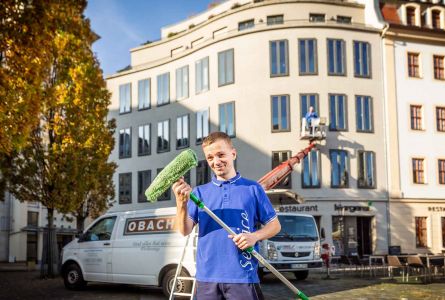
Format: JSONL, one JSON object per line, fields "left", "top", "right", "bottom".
{"left": 0, "top": 192, "right": 77, "bottom": 264}
{"left": 106, "top": 0, "right": 390, "bottom": 256}
{"left": 380, "top": 0, "right": 445, "bottom": 254}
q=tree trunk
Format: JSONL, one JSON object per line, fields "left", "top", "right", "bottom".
{"left": 41, "top": 208, "right": 59, "bottom": 278}
{"left": 76, "top": 215, "right": 86, "bottom": 233}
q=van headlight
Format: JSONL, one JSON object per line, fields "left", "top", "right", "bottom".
{"left": 266, "top": 242, "right": 278, "bottom": 261}
{"left": 314, "top": 242, "right": 320, "bottom": 259}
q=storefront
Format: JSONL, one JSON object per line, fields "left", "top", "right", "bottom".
{"left": 390, "top": 201, "right": 445, "bottom": 255}
{"left": 276, "top": 200, "right": 389, "bottom": 256}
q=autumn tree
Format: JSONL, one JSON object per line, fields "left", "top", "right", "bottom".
{"left": 5, "top": 0, "right": 116, "bottom": 276}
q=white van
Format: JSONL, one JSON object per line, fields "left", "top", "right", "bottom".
{"left": 257, "top": 213, "right": 323, "bottom": 281}
{"left": 60, "top": 207, "right": 196, "bottom": 297}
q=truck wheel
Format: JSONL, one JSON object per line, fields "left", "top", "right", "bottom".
{"left": 162, "top": 268, "right": 193, "bottom": 298}
{"left": 63, "top": 263, "right": 87, "bottom": 290}
{"left": 294, "top": 270, "right": 309, "bottom": 281}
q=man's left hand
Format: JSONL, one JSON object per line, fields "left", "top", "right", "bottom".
{"left": 228, "top": 233, "right": 258, "bottom": 250}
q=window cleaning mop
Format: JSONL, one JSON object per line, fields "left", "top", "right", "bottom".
{"left": 145, "top": 149, "right": 310, "bottom": 300}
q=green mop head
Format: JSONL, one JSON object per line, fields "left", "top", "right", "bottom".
{"left": 145, "top": 149, "right": 198, "bottom": 202}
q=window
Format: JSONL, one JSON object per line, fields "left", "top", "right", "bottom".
{"left": 300, "top": 94, "right": 319, "bottom": 119}
{"left": 196, "top": 109, "right": 209, "bottom": 144}
{"left": 330, "top": 150, "right": 349, "bottom": 188}
{"left": 406, "top": 6, "right": 416, "bottom": 26}
{"left": 356, "top": 96, "right": 373, "bottom": 132}
{"left": 196, "top": 160, "right": 211, "bottom": 186}
{"left": 138, "top": 124, "right": 151, "bottom": 156}
{"left": 138, "top": 79, "right": 150, "bottom": 110}
{"left": 309, "top": 13, "right": 325, "bottom": 22}
{"left": 157, "top": 72, "right": 170, "bottom": 105}
{"left": 195, "top": 57, "right": 209, "bottom": 94}
{"left": 437, "top": 107, "right": 445, "bottom": 131}
{"left": 299, "top": 39, "right": 317, "bottom": 75}
{"left": 442, "top": 217, "right": 445, "bottom": 248}
{"left": 119, "top": 128, "right": 131, "bottom": 158}
{"left": 408, "top": 53, "right": 420, "bottom": 78}
{"left": 156, "top": 168, "right": 170, "bottom": 200}
{"left": 327, "top": 39, "right": 346, "bottom": 76}
{"left": 434, "top": 55, "right": 444, "bottom": 80}
{"left": 83, "top": 217, "right": 116, "bottom": 242}
{"left": 219, "top": 102, "right": 235, "bottom": 137}
{"left": 358, "top": 151, "right": 375, "bottom": 188}
{"left": 272, "top": 151, "right": 292, "bottom": 188}
{"left": 157, "top": 120, "right": 170, "bottom": 153}
{"left": 238, "top": 19, "right": 254, "bottom": 31}
{"left": 176, "top": 65, "right": 189, "bottom": 100}
{"left": 119, "top": 83, "right": 131, "bottom": 113}
{"left": 302, "top": 149, "right": 320, "bottom": 188}
{"left": 415, "top": 217, "right": 427, "bottom": 248}
{"left": 412, "top": 158, "right": 425, "bottom": 184}
{"left": 137, "top": 170, "right": 151, "bottom": 203}
{"left": 270, "top": 40, "right": 289, "bottom": 76}
{"left": 119, "top": 173, "right": 132, "bottom": 204}
{"left": 410, "top": 105, "right": 423, "bottom": 130}
{"left": 267, "top": 15, "right": 283, "bottom": 25}
{"left": 176, "top": 114, "right": 189, "bottom": 149}
{"left": 438, "top": 159, "right": 445, "bottom": 185}
{"left": 329, "top": 94, "right": 347, "bottom": 131}
{"left": 432, "top": 10, "right": 441, "bottom": 29}
{"left": 218, "top": 49, "right": 234, "bottom": 86}
{"left": 354, "top": 41, "right": 371, "bottom": 78}
{"left": 27, "top": 212, "right": 38, "bottom": 227}
{"left": 337, "top": 16, "right": 352, "bottom": 24}
{"left": 271, "top": 95, "right": 290, "bottom": 132}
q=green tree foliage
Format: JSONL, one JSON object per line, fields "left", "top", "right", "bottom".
{"left": 3, "top": 0, "right": 116, "bottom": 276}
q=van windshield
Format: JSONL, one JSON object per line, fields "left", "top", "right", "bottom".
{"left": 270, "top": 215, "right": 318, "bottom": 242}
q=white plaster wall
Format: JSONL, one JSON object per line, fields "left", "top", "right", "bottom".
{"left": 394, "top": 41, "right": 445, "bottom": 199}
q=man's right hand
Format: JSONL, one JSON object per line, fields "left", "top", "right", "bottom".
{"left": 172, "top": 177, "right": 192, "bottom": 208}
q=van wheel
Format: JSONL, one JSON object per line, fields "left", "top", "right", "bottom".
{"left": 63, "top": 263, "right": 87, "bottom": 290}
{"left": 162, "top": 268, "right": 193, "bottom": 298}
{"left": 294, "top": 270, "right": 309, "bottom": 281}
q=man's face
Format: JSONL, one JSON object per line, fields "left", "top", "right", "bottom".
{"left": 203, "top": 139, "right": 236, "bottom": 179}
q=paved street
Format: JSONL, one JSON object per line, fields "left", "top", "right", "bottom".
{"left": 0, "top": 270, "right": 444, "bottom": 300}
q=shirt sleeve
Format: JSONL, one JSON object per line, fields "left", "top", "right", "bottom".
{"left": 254, "top": 184, "right": 277, "bottom": 225}
{"left": 187, "top": 187, "right": 200, "bottom": 224}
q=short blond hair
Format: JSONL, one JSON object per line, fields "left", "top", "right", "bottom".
{"left": 202, "top": 132, "right": 233, "bottom": 148}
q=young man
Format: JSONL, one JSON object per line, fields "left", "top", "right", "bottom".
{"left": 173, "top": 132, "right": 281, "bottom": 300}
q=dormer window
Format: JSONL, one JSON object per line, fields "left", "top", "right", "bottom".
{"left": 406, "top": 6, "right": 416, "bottom": 26}
{"left": 432, "top": 10, "right": 441, "bottom": 29}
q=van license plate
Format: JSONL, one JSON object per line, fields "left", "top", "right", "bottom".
{"left": 291, "top": 264, "right": 307, "bottom": 269}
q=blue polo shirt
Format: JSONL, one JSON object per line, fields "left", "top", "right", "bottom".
{"left": 187, "top": 172, "right": 277, "bottom": 283}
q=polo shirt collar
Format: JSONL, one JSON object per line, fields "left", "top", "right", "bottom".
{"left": 211, "top": 172, "right": 241, "bottom": 186}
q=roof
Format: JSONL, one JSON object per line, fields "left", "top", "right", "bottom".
{"left": 380, "top": 3, "right": 401, "bottom": 25}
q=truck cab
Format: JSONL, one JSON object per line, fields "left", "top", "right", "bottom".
{"left": 257, "top": 212, "right": 322, "bottom": 280}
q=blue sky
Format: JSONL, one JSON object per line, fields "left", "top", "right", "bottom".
{"left": 85, "top": 0, "right": 213, "bottom": 76}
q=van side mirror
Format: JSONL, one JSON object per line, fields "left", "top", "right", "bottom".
{"left": 77, "top": 233, "right": 85, "bottom": 242}
{"left": 320, "top": 228, "right": 326, "bottom": 240}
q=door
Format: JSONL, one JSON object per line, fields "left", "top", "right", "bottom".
{"left": 78, "top": 216, "right": 116, "bottom": 282}
{"left": 356, "top": 217, "right": 372, "bottom": 256}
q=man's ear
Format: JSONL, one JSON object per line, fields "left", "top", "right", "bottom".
{"left": 232, "top": 148, "right": 237, "bottom": 160}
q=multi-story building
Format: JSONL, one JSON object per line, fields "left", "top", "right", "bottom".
{"left": 380, "top": 0, "right": 445, "bottom": 254}
{"left": 0, "top": 192, "right": 76, "bottom": 264}
{"left": 106, "top": 0, "right": 390, "bottom": 256}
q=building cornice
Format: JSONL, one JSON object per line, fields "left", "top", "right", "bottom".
{"left": 107, "top": 22, "right": 380, "bottom": 80}
{"left": 384, "top": 23, "right": 445, "bottom": 44}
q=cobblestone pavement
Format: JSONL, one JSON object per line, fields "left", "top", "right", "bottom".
{"left": 0, "top": 270, "right": 444, "bottom": 300}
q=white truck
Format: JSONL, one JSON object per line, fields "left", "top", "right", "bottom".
{"left": 257, "top": 212, "right": 323, "bottom": 281}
